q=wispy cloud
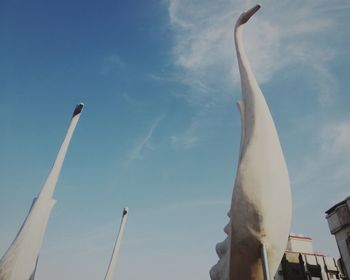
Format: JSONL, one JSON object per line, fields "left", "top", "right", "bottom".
{"left": 100, "top": 54, "right": 124, "bottom": 75}
{"left": 126, "top": 116, "right": 163, "bottom": 165}
{"left": 171, "top": 117, "right": 200, "bottom": 148}
{"left": 167, "top": 0, "right": 348, "bottom": 147}
{"left": 168, "top": 0, "right": 342, "bottom": 91}
{"left": 294, "top": 120, "right": 350, "bottom": 190}
{"left": 322, "top": 121, "right": 350, "bottom": 156}
{"left": 289, "top": 118, "right": 350, "bottom": 253}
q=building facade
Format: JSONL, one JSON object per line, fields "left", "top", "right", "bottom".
{"left": 326, "top": 196, "right": 350, "bottom": 279}
{"left": 274, "top": 235, "right": 343, "bottom": 280}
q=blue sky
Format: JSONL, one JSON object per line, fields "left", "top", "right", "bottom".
{"left": 0, "top": 0, "right": 350, "bottom": 279}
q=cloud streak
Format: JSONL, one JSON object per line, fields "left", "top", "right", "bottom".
{"left": 126, "top": 116, "right": 163, "bottom": 165}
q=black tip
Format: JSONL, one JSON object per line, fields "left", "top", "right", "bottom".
{"left": 72, "top": 103, "right": 84, "bottom": 118}
{"left": 240, "top": 4, "right": 261, "bottom": 24}
{"left": 123, "top": 208, "right": 128, "bottom": 216}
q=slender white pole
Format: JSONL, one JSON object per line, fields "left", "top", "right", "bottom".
{"left": 261, "top": 244, "right": 271, "bottom": 280}
{"left": 104, "top": 208, "right": 128, "bottom": 280}
{"left": 0, "top": 103, "right": 84, "bottom": 280}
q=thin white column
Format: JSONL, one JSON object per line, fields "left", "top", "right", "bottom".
{"left": 104, "top": 208, "right": 128, "bottom": 280}
{"left": 0, "top": 103, "right": 84, "bottom": 280}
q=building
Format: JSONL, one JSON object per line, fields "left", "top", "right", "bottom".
{"left": 326, "top": 196, "right": 350, "bottom": 279}
{"left": 274, "top": 235, "right": 343, "bottom": 279}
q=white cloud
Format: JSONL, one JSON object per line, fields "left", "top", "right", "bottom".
{"left": 286, "top": 119, "right": 350, "bottom": 255}
{"left": 100, "top": 54, "right": 124, "bottom": 74}
{"left": 167, "top": 0, "right": 348, "bottom": 147}
{"left": 322, "top": 121, "right": 350, "bottom": 156}
{"left": 169, "top": 0, "right": 341, "bottom": 93}
{"left": 293, "top": 119, "right": 350, "bottom": 193}
{"left": 170, "top": 114, "right": 200, "bottom": 148}
{"left": 126, "top": 116, "right": 163, "bottom": 165}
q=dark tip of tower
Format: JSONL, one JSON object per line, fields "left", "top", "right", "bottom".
{"left": 123, "top": 207, "right": 128, "bottom": 216}
{"left": 240, "top": 4, "right": 261, "bottom": 24}
{"left": 72, "top": 103, "right": 84, "bottom": 118}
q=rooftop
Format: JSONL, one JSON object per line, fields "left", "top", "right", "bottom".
{"left": 325, "top": 196, "right": 350, "bottom": 215}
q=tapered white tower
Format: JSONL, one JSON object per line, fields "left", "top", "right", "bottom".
{"left": 104, "top": 208, "right": 128, "bottom": 280}
{"left": 0, "top": 103, "right": 84, "bottom": 280}
{"left": 210, "top": 5, "right": 292, "bottom": 280}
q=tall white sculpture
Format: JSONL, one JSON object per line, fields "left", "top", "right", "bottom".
{"left": 210, "top": 5, "right": 292, "bottom": 280}
{"left": 104, "top": 208, "right": 128, "bottom": 280}
{"left": 0, "top": 103, "right": 84, "bottom": 280}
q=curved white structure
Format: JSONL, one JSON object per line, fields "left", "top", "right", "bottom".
{"left": 0, "top": 103, "right": 84, "bottom": 280}
{"left": 104, "top": 208, "right": 128, "bottom": 280}
{"left": 210, "top": 5, "right": 291, "bottom": 280}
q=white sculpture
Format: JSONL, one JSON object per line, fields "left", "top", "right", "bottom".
{"left": 210, "top": 5, "right": 291, "bottom": 280}
{"left": 104, "top": 208, "right": 128, "bottom": 280}
{"left": 0, "top": 103, "right": 84, "bottom": 280}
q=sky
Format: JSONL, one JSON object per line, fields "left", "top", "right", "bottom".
{"left": 0, "top": 0, "right": 349, "bottom": 279}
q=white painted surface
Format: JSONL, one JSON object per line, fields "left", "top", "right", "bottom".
{"left": 0, "top": 104, "right": 84, "bottom": 280}
{"left": 210, "top": 5, "right": 292, "bottom": 280}
{"left": 287, "top": 236, "right": 313, "bottom": 254}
